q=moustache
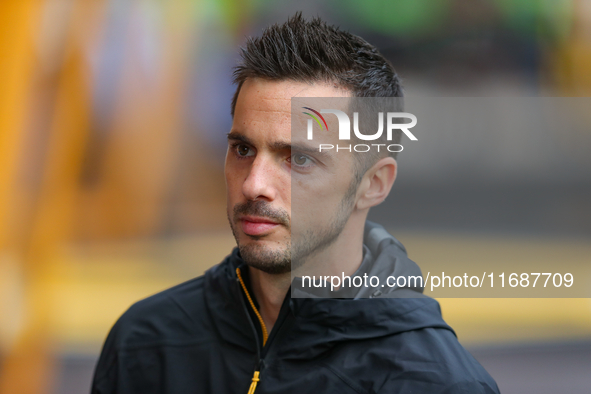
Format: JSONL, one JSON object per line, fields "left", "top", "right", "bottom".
{"left": 233, "top": 200, "right": 290, "bottom": 227}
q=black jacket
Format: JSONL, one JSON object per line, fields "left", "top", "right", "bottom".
{"left": 92, "top": 222, "right": 500, "bottom": 393}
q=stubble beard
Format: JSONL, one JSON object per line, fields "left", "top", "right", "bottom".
{"left": 290, "top": 180, "right": 357, "bottom": 272}
{"left": 228, "top": 180, "right": 357, "bottom": 275}
{"left": 228, "top": 200, "right": 292, "bottom": 275}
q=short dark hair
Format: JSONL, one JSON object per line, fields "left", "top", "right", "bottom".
{"left": 231, "top": 13, "right": 404, "bottom": 179}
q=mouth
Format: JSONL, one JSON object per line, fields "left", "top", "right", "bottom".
{"left": 239, "top": 215, "right": 281, "bottom": 236}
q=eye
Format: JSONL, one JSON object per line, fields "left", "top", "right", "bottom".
{"left": 291, "top": 153, "right": 313, "bottom": 167}
{"left": 235, "top": 144, "right": 254, "bottom": 157}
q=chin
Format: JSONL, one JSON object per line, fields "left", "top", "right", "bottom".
{"left": 237, "top": 242, "right": 291, "bottom": 275}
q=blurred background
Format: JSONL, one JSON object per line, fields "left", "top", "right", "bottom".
{"left": 1, "top": 0, "right": 590, "bottom": 393}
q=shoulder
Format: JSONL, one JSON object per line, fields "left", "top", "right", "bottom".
{"left": 97, "top": 251, "right": 239, "bottom": 352}
{"left": 319, "top": 297, "right": 499, "bottom": 393}
{"left": 96, "top": 250, "right": 239, "bottom": 353}
{"left": 91, "top": 256, "right": 240, "bottom": 391}
{"left": 369, "top": 324, "right": 499, "bottom": 393}
{"left": 105, "top": 247, "right": 244, "bottom": 352}
{"left": 108, "top": 274, "right": 212, "bottom": 349}
{"left": 91, "top": 274, "right": 210, "bottom": 391}
{"left": 330, "top": 325, "right": 500, "bottom": 393}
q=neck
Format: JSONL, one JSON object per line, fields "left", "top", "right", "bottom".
{"left": 249, "top": 211, "right": 369, "bottom": 331}
{"left": 248, "top": 266, "right": 291, "bottom": 333}
{"left": 292, "top": 208, "right": 368, "bottom": 279}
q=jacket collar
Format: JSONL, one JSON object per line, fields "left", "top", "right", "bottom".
{"left": 203, "top": 222, "right": 454, "bottom": 359}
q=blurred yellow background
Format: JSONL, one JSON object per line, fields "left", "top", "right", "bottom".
{"left": 1, "top": 0, "right": 590, "bottom": 393}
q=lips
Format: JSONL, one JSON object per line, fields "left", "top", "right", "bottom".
{"left": 240, "top": 216, "right": 280, "bottom": 236}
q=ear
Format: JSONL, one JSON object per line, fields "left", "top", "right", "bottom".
{"left": 355, "top": 157, "right": 397, "bottom": 211}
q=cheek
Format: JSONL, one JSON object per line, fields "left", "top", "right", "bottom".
{"left": 278, "top": 170, "right": 291, "bottom": 205}
{"left": 225, "top": 166, "right": 243, "bottom": 200}
{"left": 292, "top": 174, "right": 346, "bottom": 222}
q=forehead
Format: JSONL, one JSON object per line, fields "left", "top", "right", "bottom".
{"left": 232, "top": 78, "right": 350, "bottom": 143}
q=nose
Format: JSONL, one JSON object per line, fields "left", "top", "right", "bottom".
{"left": 242, "top": 155, "right": 277, "bottom": 202}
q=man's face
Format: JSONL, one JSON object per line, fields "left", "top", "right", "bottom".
{"left": 225, "top": 78, "right": 355, "bottom": 274}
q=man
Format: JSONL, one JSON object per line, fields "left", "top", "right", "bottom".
{"left": 92, "top": 14, "right": 499, "bottom": 394}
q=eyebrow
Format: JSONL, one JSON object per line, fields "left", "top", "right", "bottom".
{"left": 227, "top": 131, "right": 330, "bottom": 156}
{"left": 227, "top": 131, "right": 254, "bottom": 145}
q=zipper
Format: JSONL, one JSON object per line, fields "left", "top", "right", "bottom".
{"left": 246, "top": 370, "right": 260, "bottom": 394}
{"left": 236, "top": 267, "right": 264, "bottom": 394}
{"left": 236, "top": 267, "right": 292, "bottom": 394}
{"left": 237, "top": 267, "right": 269, "bottom": 345}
